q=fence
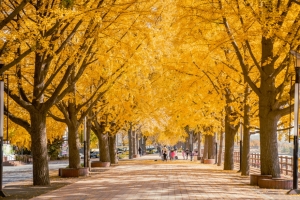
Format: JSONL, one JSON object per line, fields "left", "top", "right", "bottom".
{"left": 233, "top": 152, "right": 297, "bottom": 176}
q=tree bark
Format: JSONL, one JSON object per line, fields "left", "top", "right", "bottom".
{"left": 67, "top": 124, "right": 81, "bottom": 168}
{"left": 202, "top": 135, "right": 208, "bottom": 163}
{"left": 224, "top": 113, "right": 238, "bottom": 170}
{"left": 142, "top": 136, "right": 147, "bottom": 155}
{"left": 207, "top": 135, "right": 215, "bottom": 159}
{"left": 218, "top": 130, "right": 224, "bottom": 166}
{"left": 30, "top": 112, "right": 49, "bottom": 185}
{"left": 86, "top": 114, "right": 92, "bottom": 170}
{"left": 259, "top": 112, "right": 280, "bottom": 177}
{"left": 197, "top": 132, "right": 202, "bottom": 160}
{"left": 128, "top": 124, "right": 133, "bottom": 159}
{"left": 99, "top": 132, "right": 110, "bottom": 162}
{"left": 136, "top": 132, "right": 139, "bottom": 154}
{"left": 258, "top": 37, "right": 281, "bottom": 177}
{"left": 223, "top": 88, "right": 239, "bottom": 170}
{"left": 241, "top": 85, "right": 251, "bottom": 176}
{"left": 109, "top": 134, "right": 117, "bottom": 164}
{"left": 132, "top": 130, "right": 137, "bottom": 156}
{"left": 66, "top": 101, "right": 81, "bottom": 169}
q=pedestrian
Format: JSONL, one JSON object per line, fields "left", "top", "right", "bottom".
{"left": 138, "top": 147, "right": 142, "bottom": 157}
{"left": 193, "top": 150, "right": 198, "bottom": 161}
{"left": 182, "top": 149, "right": 185, "bottom": 160}
{"left": 170, "top": 150, "right": 175, "bottom": 160}
{"left": 162, "top": 146, "right": 168, "bottom": 161}
{"left": 185, "top": 148, "right": 189, "bottom": 160}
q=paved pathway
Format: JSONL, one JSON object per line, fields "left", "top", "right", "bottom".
{"left": 30, "top": 154, "right": 300, "bottom": 200}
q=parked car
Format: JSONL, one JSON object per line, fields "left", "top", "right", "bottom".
{"left": 79, "top": 153, "right": 84, "bottom": 159}
{"left": 117, "top": 148, "right": 124, "bottom": 154}
{"left": 90, "top": 151, "right": 99, "bottom": 158}
{"left": 146, "top": 148, "right": 157, "bottom": 154}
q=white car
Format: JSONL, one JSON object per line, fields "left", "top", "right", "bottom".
{"left": 79, "top": 153, "right": 84, "bottom": 159}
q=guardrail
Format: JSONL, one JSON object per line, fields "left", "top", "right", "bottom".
{"left": 233, "top": 152, "right": 298, "bottom": 176}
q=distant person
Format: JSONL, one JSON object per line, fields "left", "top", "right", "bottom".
{"left": 162, "top": 146, "right": 168, "bottom": 161}
{"left": 185, "top": 148, "right": 189, "bottom": 160}
{"left": 182, "top": 149, "right": 186, "bottom": 160}
{"left": 138, "top": 147, "right": 142, "bottom": 157}
{"left": 170, "top": 150, "right": 175, "bottom": 160}
{"left": 193, "top": 150, "right": 198, "bottom": 161}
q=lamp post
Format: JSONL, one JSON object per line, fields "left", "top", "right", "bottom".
{"left": 0, "top": 62, "right": 7, "bottom": 197}
{"left": 5, "top": 75, "right": 9, "bottom": 144}
{"left": 288, "top": 51, "right": 300, "bottom": 195}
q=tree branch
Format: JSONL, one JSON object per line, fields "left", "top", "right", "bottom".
{"left": 4, "top": 106, "right": 31, "bottom": 133}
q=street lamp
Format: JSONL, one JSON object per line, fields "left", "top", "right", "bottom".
{"left": 0, "top": 61, "right": 7, "bottom": 197}
{"left": 288, "top": 50, "right": 300, "bottom": 195}
{"left": 5, "top": 74, "right": 9, "bottom": 144}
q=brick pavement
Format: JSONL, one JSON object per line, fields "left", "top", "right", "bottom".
{"left": 31, "top": 155, "right": 300, "bottom": 200}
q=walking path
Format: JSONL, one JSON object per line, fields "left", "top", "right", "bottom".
{"left": 30, "top": 154, "right": 300, "bottom": 200}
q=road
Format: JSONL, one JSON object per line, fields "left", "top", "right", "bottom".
{"left": 3, "top": 160, "right": 68, "bottom": 186}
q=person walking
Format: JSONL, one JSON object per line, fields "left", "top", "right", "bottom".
{"left": 138, "top": 147, "right": 142, "bottom": 157}
{"left": 170, "top": 150, "right": 175, "bottom": 160}
{"left": 185, "top": 148, "right": 189, "bottom": 160}
{"left": 182, "top": 149, "right": 186, "bottom": 160}
{"left": 162, "top": 146, "right": 168, "bottom": 161}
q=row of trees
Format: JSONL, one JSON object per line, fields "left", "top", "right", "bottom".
{"left": 1, "top": 0, "right": 300, "bottom": 186}
{"left": 168, "top": 0, "right": 300, "bottom": 178}
{"left": 0, "top": 0, "right": 166, "bottom": 185}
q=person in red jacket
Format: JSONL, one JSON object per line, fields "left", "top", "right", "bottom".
{"left": 170, "top": 150, "right": 175, "bottom": 160}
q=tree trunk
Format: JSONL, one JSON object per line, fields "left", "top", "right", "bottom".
{"left": 128, "top": 125, "right": 133, "bottom": 159}
{"left": 207, "top": 135, "right": 215, "bottom": 159}
{"left": 99, "top": 132, "right": 110, "bottom": 162}
{"left": 65, "top": 96, "right": 81, "bottom": 169}
{"left": 136, "top": 132, "right": 139, "bottom": 154}
{"left": 218, "top": 130, "right": 224, "bottom": 166}
{"left": 185, "top": 135, "right": 190, "bottom": 151}
{"left": 109, "top": 134, "right": 117, "bottom": 164}
{"left": 224, "top": 88, "right": 239, "bottom": 170}
{"left": 142, "top": 136, "right": 147, "bottom": 155}
{"left": 259, "top": 111, "right": 280, "bottom": 177}
{"left": 86, "top": 114, "right": 92, "bottom": 170}
{"left": 132, "top": 131, "right": 137, "bottom": 156}
{"left": 259, "top": 37, "right": 281, "bottom": 177}
{"left": 202, "top": 135, "right": 208, "bottom": 163}
{"left": 68, "top": 124, "right": 81, "bottom": 168}
{"left": 224, "top": 114, "right": 238, "bottom": 170}
{"left": 241, "top": 85, "right": 251, "bottom": 176}
{"left": 139, "top": 136, "right": 142, "bottom": 153}
{"left": 30, "top": 112, "right": 50, "bottom": 185}
{"left": 197, "top": 132, "right": 202, "bottom": 160}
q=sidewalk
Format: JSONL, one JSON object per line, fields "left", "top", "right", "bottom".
{"left": 24, "top": 154, "right": 300, "bottom": 200}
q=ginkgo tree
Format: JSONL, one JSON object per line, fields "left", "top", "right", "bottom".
{"left": 1, "top": 0, "right": 161, "bottom": 185}
{"left": 175, "top": 0, "right": 300, "bottom": 178}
